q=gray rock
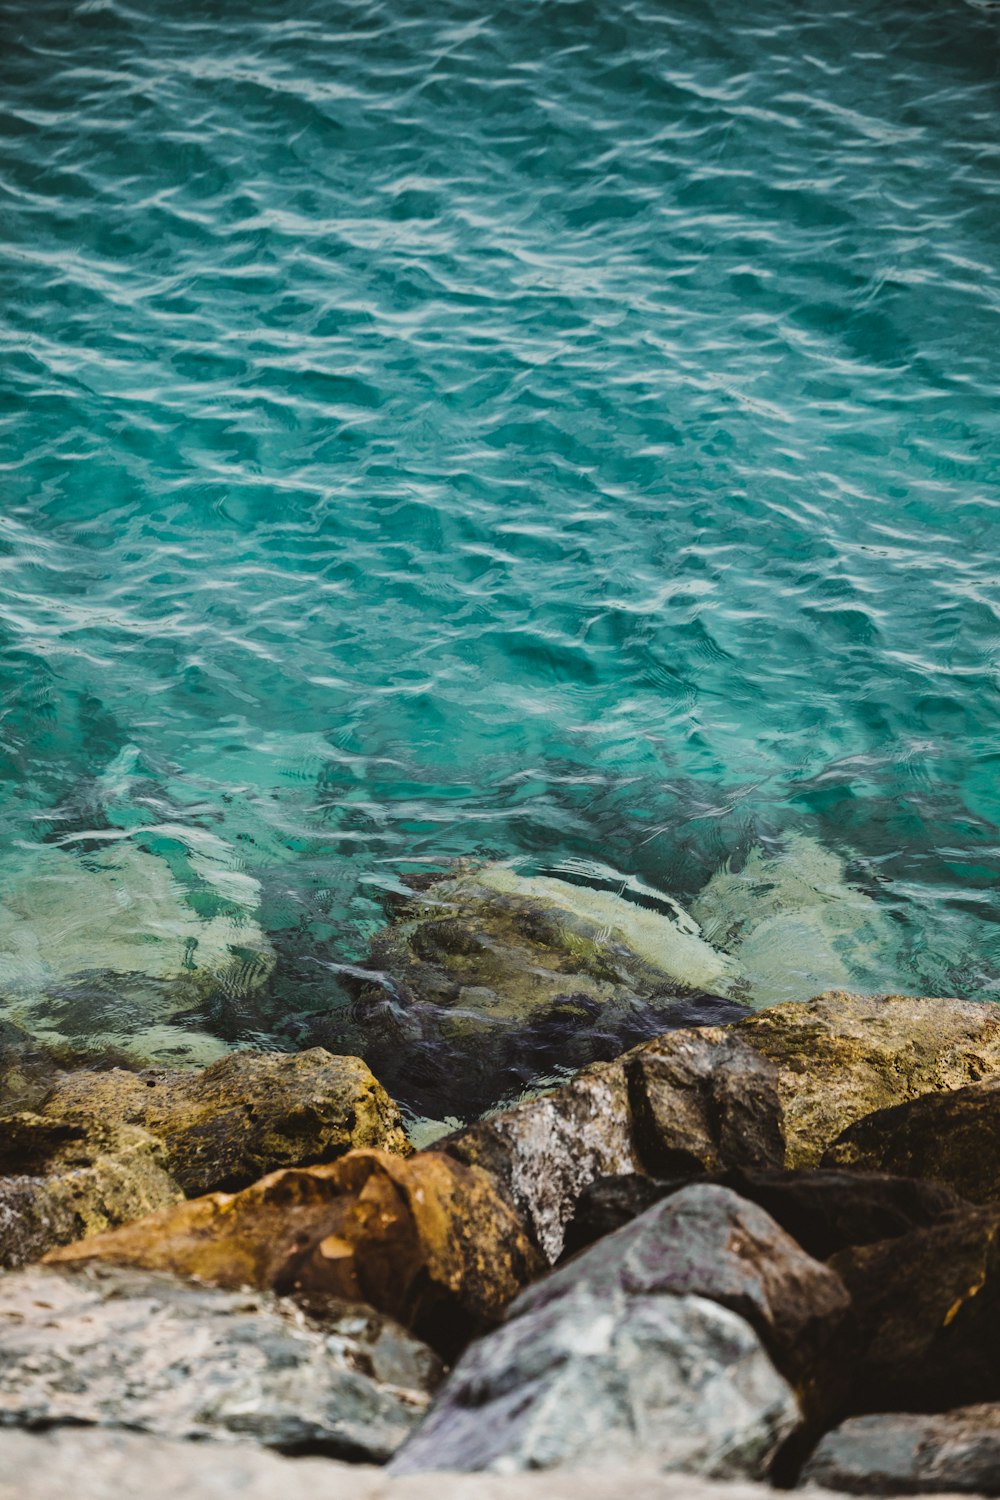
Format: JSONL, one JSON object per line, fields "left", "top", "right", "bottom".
{"left": 390, "top": 1288, "right": 799, "bottom": 1479}
{"left": 0, "top": 1263, "right": 441, "bottom": 1461}
{"left": 800, "top": 1405, "right": 1000, "bottom": 1494}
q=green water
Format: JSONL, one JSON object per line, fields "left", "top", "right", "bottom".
{"left": 1, "top": 0, "right": 999, "bottom": 1072}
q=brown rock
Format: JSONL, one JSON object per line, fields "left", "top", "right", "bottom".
{"left": 734, "top": 991, "right": 1000, "bottom": 1167}
{"left": 442, "top": 1058, "right": 639, "bottom": 1262}
{"left": 825, "top": 1078, "right": 1000, "bottom": 1205}
{"left": 45, "top": 1148, "right": 543, "bottom": 1358}
{"left": 829, "top": 1206, "right": 1000, "bottom": 1411}
{"left": 625, "top": 1027, "right": 785, "bottom": 1179}
{"left": 32, "top": 1047, "right": 410, "bottom": 1194}
{"left": 0, "top": 1113, "right": 182, "bottom": 1269}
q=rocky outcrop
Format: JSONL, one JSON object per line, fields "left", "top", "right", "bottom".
{"left": 800, "top": 1405, "right": 1000, "bottom": 1494}
{"left": 825, "top": 1079, "right": 1000, "bottom": 1205}
{"left": 46, "top": 1148, "right": 542, "bottom": 1359}
{"left": 830, "top": 1207, "right": 1000, "bottom": 1412}
{"left": 0, "top": 1114, "right": 181, "bottom": 1269}
{"left": 345, "top": 865, "right": 747, "bottom": 1118}
{"left": 29, "top": 1047, "right": 411, "bottom": 1194}
{"left": 0, "top": 1263, "right": 440, "bottom": 1460}
{"left": 733, "top": 992, "right": 1000, "bottom": 1167}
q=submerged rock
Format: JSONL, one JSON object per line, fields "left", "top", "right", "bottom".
{"left": 825, "top": 1078, "right": 1000, "bottom": 1205}
{"left": 345, "top": 864, "right": 747, "bottom": 1118}
{"left": 46, "top": 1148, "right": 543, "bottom": 1359}
{"left": 0, "top": 1114, "right": 181, "bottom": 1269}
{"left": 800, "top": 1405, "right": 1000, "bottom": 1495}
{"left": 0, "top": 1263, "right": 439, "bottom": 1460}
{"left": 391, "top": 1187, "right": 811, "bottom": 1478}
{"left": 733, "top": 990, "right": 1000, "bottom": 1167}
{"left": 30, "top": 1047, "right": 410, "bottom": 1195}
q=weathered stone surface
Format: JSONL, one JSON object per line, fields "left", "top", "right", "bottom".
{"left": 561, "top": 1172, "right": 676, "bottom": 1260}
{"left": 0, "top": 1428, "right": 865, "bottom": 1500}
{"left": 734, "top": 991, "right": 1000, "bottom": 1167}
{"left": 46, "top": 1148, "right": 542, "bottom": 1358}
{"left": 344, "top": 866, "right": 746, "bottom": 1119}
{"left": 829, "top": 1207, "right": 1000, "bottom": 1411}
{"left": 33, "top": 1047, "right": 410, "bottom": 1194}
{"left": 825, "top": 1079, "right": 1000, "bottom": 1206}
{"left": 442, "top": 1059, "right": 640, "bottom": 1262}
{"left": 0, "top": 1263, "right": 440, "bottom": 1460}
{"left": 800, "top": 1405, "right": 1000, "bottom": 1494}
{"left": 391, "top": 1288, "right": 799, "bottom": 1479}
{"left": 625, "top": 1027, "right": 786, "bottom": 1178}
{"left": 0, "top": 1113, "right": 181, "bottom": 1268}
{"left": 516, "top": 1183, "right": 849, "bottom": 1400}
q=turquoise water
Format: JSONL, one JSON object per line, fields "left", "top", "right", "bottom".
{"left": 2, "top": 0, "right": 1000, "bottom": 1062}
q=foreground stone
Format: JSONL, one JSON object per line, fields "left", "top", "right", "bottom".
{"left": 30, "top": 1047, "right": 411, "bottom": 1194}
{"left": 0, "top": 1114, "right": 181, "bottom": 1269}
{"left": 46, "top": 1148, "right": 542, "bottom": 1358}
{"left": 0, "top": 1429, "right": 871, "bottom": 1500}
{"left": 0, "top": 1263, "right": 440, "bottom": 1459}
{"left": 825, "top": 1079, "right": 1000, "bottom": 1206}
{"left": 733, "top": 992, "right": 1000, "bottom": 1167}
{"left": 801, "top": 1405, "right": 1000, "bottom": 1494}
{"left": 391, "top": 1186, "right": 819, "bottom": 1477}
{"left": 830, "top": 1207, "right": 1000, "bottom": 1411}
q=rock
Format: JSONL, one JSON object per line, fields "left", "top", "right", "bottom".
{"left": 800, "top": 1405, "right": 1000, "bottom": 1494}
{"left": 390, "top": 1289, "right": 799, "bottom": 1478}
{"left": 515, "top": 1184, "right": 849, "bottom": 1402}
{"left": 733, "top": 991, "right": 1000, "bottom": 1167}
{"left": 829, "top": 1207, "right": 1000, "bottom": 1411}
{"left": 344, "top": 865, "right": 747, "bottom": 1118}
{"left": 561, "top": 1172, "right": 677, "bottom": 1260}
{"left": 46, "top": 1148, "right": 543, "bottom": 1359}
{"left": 31, "top": 1047, "right": 411, "bottom": 1194}
{"left": 824, "top": 1079, "right": 1000, "bottom": 1206}
{"left": 0, "top": 1429, "right": 862, "bottom": 1500}
{"left": 442, "top": 1058, "right": 640, "bottom": 1262}
{"left": 0, "top": 1113, "right": 182, "bottom": 1268}
{"left": 0, "top": 1262, "right": 439, "bottom": 1460}
{"left": 625, "top": 1027, "right": 786, "bottom": 1178}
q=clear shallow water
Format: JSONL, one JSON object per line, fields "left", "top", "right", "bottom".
{"left": 2, "top": 0, "right": 1000, "bottom": 1058}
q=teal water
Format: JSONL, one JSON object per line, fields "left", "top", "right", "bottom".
{"left": 2, "top": 0, "right": 1000, "bottom": 1065}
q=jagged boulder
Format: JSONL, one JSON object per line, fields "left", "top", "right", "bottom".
{"left": 46, "top": 1148, "right": 542, "bottom": 1359}
{"left": 0, "top": 1263, "right": 440, "bottom": 1460}
{"left": 800, "top": 1405, "right": 1000, "bottom": 1495}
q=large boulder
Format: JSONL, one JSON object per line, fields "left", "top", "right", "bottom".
{"left": 800, "top": 1405, "right": 1000, "bottom": 1495}
{"left": 46, "top": 1148, "right": 542, "bottom": 1359}
{"left": 0, "top": 1263, "right": 440, "bottom": 1460}
{"left": 829, "top": 1207, "right": 1000, "bottom": 1411}
{"left": 28, "top": 1047, "right": 411, "bottom": 1194}
{"left": 343, "top": 865, "right": 746, "bottom": 1119}
{"left": 825, "top": 1079, "right": 1000, "bottom": 1205}
{"left": 0, "top": 1113, "right": 181, "bottom": 1269}
{"left": 733, "top": 992, "right": 1000, "bottom": 1167}
{"left": 390, "top": 1184, "right": 856, "bottom": 1478}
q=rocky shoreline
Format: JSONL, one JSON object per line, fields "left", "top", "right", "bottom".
{"left": 4, "top": 870, "right": 1000, "bottom": 1497}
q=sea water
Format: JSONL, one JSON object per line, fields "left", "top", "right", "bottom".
{"left": 1, "top": 0, "right": 999, "bottom": 1060}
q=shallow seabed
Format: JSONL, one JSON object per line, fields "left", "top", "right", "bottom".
{"left": 1, "top": 0, "right": 999, "bottom": 1059}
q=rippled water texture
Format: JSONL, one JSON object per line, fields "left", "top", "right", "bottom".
{"left": 2, "top": 0, "right": 1000, "bottom": 1061}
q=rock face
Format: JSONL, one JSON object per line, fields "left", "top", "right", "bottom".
{"left": 30, "top": 1047, "right": 411, "bottom": 1194}
{"left": 733, "top": 991, "right": 1000, "bottom": 1167}
{"left": 390, "top": 1185, "right": 846, "bottom": 1478}
{"left": 442, "top": 1058, "right": 640, "bottom": 1262}
{"left": 830, "top": 1207, "right": 1000, "bottom": 1411}
{"left": 346, "top": 865, "right": 747, "bottom": 1119}
{"left": 561, "top": 1172, "right": 676, "bottom": 1261}
{"left": 0, "top": 1114, "right": 181, "bottom": 1269}
{"left": 825, "top": 1079, "right": 1000, "bottom": 1206}
{"left": 626, "top": 1028, "right": 786, "bottom": 1178}
{"left": 46, "top": 1148, "right": 542, "bottom": 1359}
{"left": 800, "top": 1405, "right": 1000, "bottom": 1495}
{"left": 0, "top": 1263, "right": 440, "bottom": 1460}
